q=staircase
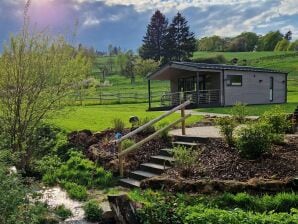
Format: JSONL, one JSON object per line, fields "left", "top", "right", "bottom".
{"left": 119, "top": 135, "right": 201, "bottom": 188}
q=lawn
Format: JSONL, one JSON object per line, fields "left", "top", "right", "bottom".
{"left": 49, "top": 103, "right": 202, "bottom": 132}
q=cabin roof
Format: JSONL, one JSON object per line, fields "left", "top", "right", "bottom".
{"left": 148, "top": 61, "right": 288, "bottom": 80}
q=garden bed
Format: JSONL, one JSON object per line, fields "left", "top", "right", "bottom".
{"left": 165, "top": 135, "right": 298, "bottom": 182}
{"left": 67, "top": 129, "right": 171, "bottom": 174}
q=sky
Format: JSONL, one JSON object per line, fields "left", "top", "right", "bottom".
{"left": 0, "top": 0, "right": 297, "bottom": 52}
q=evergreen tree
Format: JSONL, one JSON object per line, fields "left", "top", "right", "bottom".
{"left": 284, "top": 30, "right": 292, "bottom": 41}
{"left": 164, "top": 12, "right": 196, "bottom": 62}
{"left": 139, "top": 10, "right": 168, "bottom": 61}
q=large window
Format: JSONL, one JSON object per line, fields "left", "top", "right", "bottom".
{"left": 226, "top": 75, "right": 242, "bottom": 86}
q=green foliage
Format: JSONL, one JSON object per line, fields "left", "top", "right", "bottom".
{"left": 112, "top": 118, "right": 125, "bottom": 133}
{"left": 235, "top": 123, "right": 272, "bottom": 159}
{"left": 83, "top": 200, "right": 103, "bottom": 222}
{"left": 231, "top": 102, "right": 248, "bottom": 124}
{"left": 139, "top": 117, "right": 156, "bottom": 134}
{"left": 61, "top": 182, "right": 88, "bottom": 201}
{"left": 54, "top": 205, "right": 72, "bottom": 220}
{"left": 173, "top": 146, "right": 201, "bottom": 177}
{"left": 275, "top": 39, "right": 290, "bottom": 51}
{"left": 121, "top": 139, "right": 135, "bottom": 150}
{"left": 134, "top": 58, "right": 159, "bottom": 77}
{"left": 55, "top": 151, "right": 113, "bottom": 188}
{"left": 216, "top": 117, "right": 237, "bottom": 146}
{"left": 156, "top": 121, "right": 170, "bottom": 140}
{"left": 130, "top": 190, "right": 298, "bottom": 224}
{"left": 191, "top": 54, "right": 227, "bottom": 64}
{"left": 261, "top": 106, "right": 291, "bottom": 134}
{"left": 258, "top": 31, "right": 284, "bottom": 51}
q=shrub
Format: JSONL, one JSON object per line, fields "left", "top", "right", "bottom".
{"left": 235, "top": 123, "right": 272, "bottom": 159}
{"left": 173, "top": 146, "right": 201, "bottom": 177}
{"left": 61, "top": 182, "right": 88, "bottom": 201}
{"left": 139, "top": 117, "right": 155, "bottom": 134}
{"left": 112, "top": 118, "right": 125, "bottom": 133}
{"left": 55, "top": 151, "right": 113, "bottom": 188}
{"left": 54, "top": 205, "right": 72, "bottom": 220}
{"left": 216, "top": 117, "right": 237, "bottom": 146}
{"left": 83, "top": 200, "right": 103, "bottom": 222}
{"left": 231, "top": 102, "right": 248, "bottom": 124}
{"left": 261, "top": 106, "right": 291, "bottom": 143}
{"left": 121, "top": 139, "right": 135, "bottom": 150}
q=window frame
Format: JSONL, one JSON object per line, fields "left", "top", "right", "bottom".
{"left": 226, "top": 75, "right": 243, "bottom": 87}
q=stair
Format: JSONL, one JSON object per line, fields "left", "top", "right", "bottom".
{"left": 119, "top": 135, "right": 202, "bottom": 188}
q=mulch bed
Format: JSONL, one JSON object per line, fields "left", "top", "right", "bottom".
{"left": 165, "top": 135, "right": 298, "bottom": 181}
{"left": 67, "top": 129, "right": 171, "bottom": 174}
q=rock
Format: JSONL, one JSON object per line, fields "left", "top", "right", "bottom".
{"left": 108, "top": 194, "right": 140, "bottom": 224}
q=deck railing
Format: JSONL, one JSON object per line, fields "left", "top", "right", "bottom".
{"left": 115, "top": 100, "right": 191, "bottom": 177}
{"left": 160, "top": 89, "right": 220, "bottom": 107}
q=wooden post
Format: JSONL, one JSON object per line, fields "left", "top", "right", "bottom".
{"left": 118, "top": 144, "right": 124, "bottom": 177}
{"left": 181, "top": 107, "right": 186, "bottom": 135}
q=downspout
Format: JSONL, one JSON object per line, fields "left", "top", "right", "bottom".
{"left": 148, "top": 79, "right": 151, "bottom": 110}
{"left": 285, "top": 73, "right": 288, "bottom": 103}
{"left": 222, "top": 69, "right": 225, "bottom": 106}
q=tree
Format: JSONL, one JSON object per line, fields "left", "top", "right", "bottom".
{"left": 257, "top": 31, "right": 283, "bottom": 51}
{"left": 274, "top": 39, "right": 290, "bottom": 51}
{"left": 284, "top": 30, "right": 292, "bottom": 41}
{"left": 164, "top": 12, "right": 196, "bottom": 62}
{"left": 287, "top": 40, "right": 298, "bottom": 51}
{"left": 139, "top": 10, "right": 168, "bottom": 61}
{"left": 235, "top": 32, "right": 258, "bottom": 51}
{"left": 0, "top": 2, "right": 92, "bottom": 171}
{"left": 197, "top": 36, "right": 226, "bottom": 51}
{"left": 134, "top": 59, "right": 159, "bottom": 78}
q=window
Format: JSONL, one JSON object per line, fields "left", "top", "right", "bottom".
{"left": 269, "top": 77, "right": 274, "bottom": 101}
{"left": 226, "top": 75, "right": 242, "bottom": 86}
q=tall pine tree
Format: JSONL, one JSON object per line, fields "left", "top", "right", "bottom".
{"left": 139, "top": 10, "right": 168, "bottom": 61}
{"left": 164, "top": 12, "right": 196, "bottom": 62}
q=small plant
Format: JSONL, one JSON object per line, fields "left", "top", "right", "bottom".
{"left": 173, "top": 146, "right": 201, "bottom": 177}
{"left": 156, "top": 122, "right": 170, "bottom": 140}
{"left": 216, "top": 117, "right": 237, "bottom": 146}
{"left": 61, "top": 182, "right": 88, "bottom": 201}
{"left": 54, "top": 205, "right": 72, "bottom": 220}
{"left": 121, "top": 139, "right": 135, "bottom": 150}
{"left": 231, "top": 102, "right": 248, "bottom": 124}
{"left": 83, "top": 200, "right": 103, "bottom": 222}
{"left": 235, "top": 123, "right": 272, "bottom": 159}
{"left": 112, "top": 118, "right": 125, "bottom": 133}
{"left": 139, "top": 117, "right": 155, "bottom": 134}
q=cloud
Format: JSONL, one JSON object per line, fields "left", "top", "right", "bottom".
{"left": 0, "top": 0, "right": 298, "bottom": 52}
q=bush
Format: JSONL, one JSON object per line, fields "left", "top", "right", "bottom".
{"left": 61, "top": 182, "right": 88, "bottom": 201}
{"left": 54, "top": 205, "right": 72, "bottom": 220}
{"left": 235, "top": 123, "right": 272, "bottom": 159}
{"left": 112, "top": 118, "right": 125, "bottom": 133}
{"left": 54, "top": 151, "right": 113, "bottom": 188}
{"left": 121, "top": 139, "right": 135, "bottom": 150}
{"left": 231, "top": 102, "right": 248, "bottom": 124}
{"left": 139, "top": 117, "right": 155, "bottom": 134}
{"left": 83, "top": 200, "right": 103, "bottom": 222}
{"left": 216, "top": 117, "right": 237, "bottom": 146}
{"left": 261, "top": 106, "right": 291, "bottom": 142}
{"left": 173, "top": 146, "right": 201, "bottom": 177}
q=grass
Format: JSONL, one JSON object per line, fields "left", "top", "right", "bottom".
{"left": 49, "top": 103, "right": 202, "bottom": 132}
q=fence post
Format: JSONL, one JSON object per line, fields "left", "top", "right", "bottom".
{"left": 118, "top": 143, "right": 124, "bottom": 177}
{"left": 181, "top": 106, "right": 186, "bottom": 135}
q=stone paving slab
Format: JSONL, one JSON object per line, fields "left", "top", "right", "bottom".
{"left": 170, "top": 126, "right": 222, "bottom": 138}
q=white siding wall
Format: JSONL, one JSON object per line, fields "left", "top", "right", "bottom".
{"left": 224, "top": 70, "right": 286, "bottom": 106}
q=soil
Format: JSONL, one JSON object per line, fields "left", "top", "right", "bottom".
{"left": 165, "top": 135, "right": 298, "bottom": 181}
{"left": 68, "top": 129, "right": 171, "bottom": 175}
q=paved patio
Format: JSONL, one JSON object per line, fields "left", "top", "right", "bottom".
{"left": 169, "top": 126, "right": 222, "bottom": 138}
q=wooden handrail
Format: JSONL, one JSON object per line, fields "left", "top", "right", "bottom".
{"left": 115, "top": 100, "right": 191, "bottom": 144}
{"left": 119, "top": 114, "right": 191, "bottom": 157}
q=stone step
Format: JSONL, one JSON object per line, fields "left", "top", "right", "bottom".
{"left": 150, "top": 155, "right": 175, "bottom": 166}
{"left": 160, "top": 148, "right": 174, "bottom": 157}
{"left": 172, "top": 141, "right": 199, "bottom": 148}
{"left": 174, "top": 135, "right": 209, "bottom": 143}
{"left": 119, "top": 178, "right": 140, "bottom": 188}
{"left": 140, "top": 162, "right": 171, "bottom": 175}
{"left": 129, "top": 170, "right": 157, "bottom": 181}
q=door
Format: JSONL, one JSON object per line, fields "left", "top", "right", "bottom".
{"left": 270, "top": 77, "right": 274, "bottom": 101}
{"left": 178, "top": 76, "right": 197, "bottom": 103}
